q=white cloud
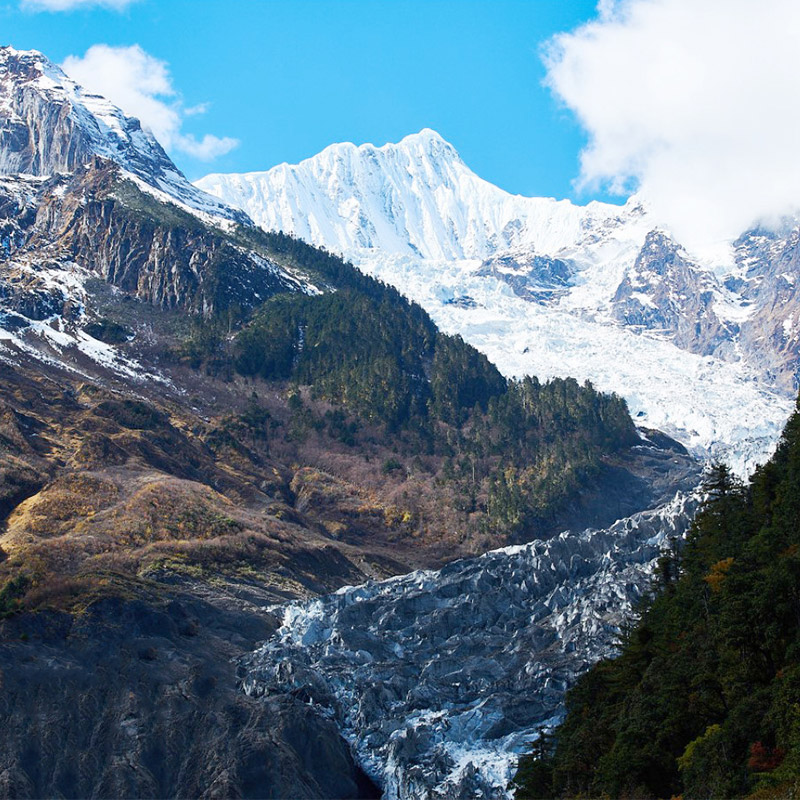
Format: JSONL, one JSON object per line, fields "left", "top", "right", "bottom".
{"left": 21, "top": 0, "right": 137, "bottom": 10}
{"left": 61, "top": 44, "right": 239, "bottom": 161}
{"left": 184, "top": 102, "right": 210, "bottom": 117}
{"left": 544, "top": 0, "right": 800, "bottom": 252}
{"left": 175, "top": 133, "right": 240, "bottom": 161}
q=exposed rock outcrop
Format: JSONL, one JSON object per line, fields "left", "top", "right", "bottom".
{"left": 0, "top": 162, "right": 312, "bottom": 316}
{"left": 0, "top": 46, "right": 250, "bottom": 226}
{"left": 612, "top": 230, "right": 736, "bottom": 357}
{"left": 477, "top": 251, "right": 574, "bottom": 304}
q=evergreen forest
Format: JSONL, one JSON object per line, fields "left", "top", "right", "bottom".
{"left": 514, "top": 397, "right": 800, "bottom": 799}
{"left": 182, "top": 231, "right": 639, "bottom": 542}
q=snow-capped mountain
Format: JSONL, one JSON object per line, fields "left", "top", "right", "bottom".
{"left": 0, "top": 47, "right": 323, "bottom": 384}
{"left": 198, "top": 131, "right": 800, "bottom": 473}
{"left": 0, "top": 47, "right": 249, "bottom": 227}
{"left": 196, "top": 128, "right": 647, "bottom": 262}
{"left": 0, "top": 43, "right": 767, "bottom": 800}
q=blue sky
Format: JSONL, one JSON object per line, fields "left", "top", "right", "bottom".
{"left": 0, "top": 0, "right": 603, "bottom": 198}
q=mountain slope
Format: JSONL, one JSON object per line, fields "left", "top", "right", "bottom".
{"left": 0, "top": 47, "right": 249, "bottom": 227}
{"left": 197, "top": 131, "right": 800, "bottom": 473}
{"left": 0, "top": 43, "right": 709, "bottom": 800}
{"left": 516, "top": 402, "right": 800, "bottom": 799}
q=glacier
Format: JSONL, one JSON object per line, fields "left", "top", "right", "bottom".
{"left": 199, "top": 128, "right": 800, "bottom": 797}
{"left": 197, "top": 129, "right": 798, "bottom": 476}
{"left": 242, "top": 490, "right": 699, "bottom": 799}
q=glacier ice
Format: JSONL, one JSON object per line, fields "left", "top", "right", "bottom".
{"left": 242, "top": 492, "right": 698, "bottom": 799}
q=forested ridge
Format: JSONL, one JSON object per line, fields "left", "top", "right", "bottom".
{"left": 514, "top": 398, "right": 800, "bottom": 799}
{"left": 183, "top": 229, "right": 639, "bottom": 541}
{"left": 0, "top": 183, "right": 652, "bottom": 625}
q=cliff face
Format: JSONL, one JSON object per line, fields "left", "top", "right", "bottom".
{"left": 0, "top": 161, "right": 310, "bottom": 316}
{"left": 733, "top": 227, "right": 800, "bottom": 391}
{"left": 0, "top": 47, "right": 250, "bottom": 225}
{"left": 0, "top": 52, "right": 90, "bottom": 177}
{"left": 612, "top": 230, "right": 736, "bottom": 357}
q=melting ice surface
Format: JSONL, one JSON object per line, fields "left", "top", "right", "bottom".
{"left": 241, "top": 492, "right": 698, "bottom": 799}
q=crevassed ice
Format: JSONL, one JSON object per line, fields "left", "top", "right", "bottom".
{"left": 242, "top": 492, "right": 698, "bottom": 800}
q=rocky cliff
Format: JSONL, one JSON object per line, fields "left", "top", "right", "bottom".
{"left": 0, "top": 594, "right": 378, "bottom": 799}
{"left": 0, "top": 47, "right": 249, "bottom": 226}
{"left": 611, "top": 230, "right": 737, "bottom": 357}
{"left": 0, "top": 160, "right": 315, "bottom": 318}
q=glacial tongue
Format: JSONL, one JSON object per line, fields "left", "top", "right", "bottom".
{"left": 241, "top": 491, "right": 698, "bottom": 799}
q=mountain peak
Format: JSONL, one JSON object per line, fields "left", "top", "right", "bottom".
{"left": 306, "top": 127, "right": 461, "bottom": 171}
{"left": 396, "top": 127, "right": 461, "bottom": 160}
{"left": 196, "top": 128, "right": 634, "bottom": 261}
{"left": 0, "top": 44, "right": 249, "bottom": 226}
{"left": 398, "top": 126, "right": 451, "bottom": 146}
{"left": 0, "top": 45, "right": 49, "bottom": 70}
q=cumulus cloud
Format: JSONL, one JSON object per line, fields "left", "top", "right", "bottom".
{"left": 61, "top": 44, "right": 239, "bottom": 162}
{"left": 21, "top": 0, "right": 136, "bottom": 10}
{"left": 544, "top": 0, "right": 800, "bottom": 251}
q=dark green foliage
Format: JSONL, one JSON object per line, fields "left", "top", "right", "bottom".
{"left": 0, "top": 573, "right": 29, "bottom": 618}
{"left": 176, "top": 228, "right": 639, "bottom": 539}
{"left": 175, "top": 317, "right": 233, "bottom": 377}
{"left": 513, "top": 730, "right": 556, "bottom": 800}
{"left": 430, "top": 334, "right": 507, "bottom": 424}
{"left": 515, "top": 398, "right": 800, "bottom": 799}
{"left": 234, "top": 289, "right": 504, "bottom": 430}
{"left": 485, "top": 377, "right": 638, "bottom": 537}
{"left": 84, "top": 318, "right": 131, "bottom": 344}
{"left": 381, "top": 457, "right": 403, "bottom": 475}
{"left": 93, "top": 398, "right": 167, "bottom": 431}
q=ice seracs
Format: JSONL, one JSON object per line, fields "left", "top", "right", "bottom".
{"left": 242, "top": 489, "right": 700, "bottom": 800}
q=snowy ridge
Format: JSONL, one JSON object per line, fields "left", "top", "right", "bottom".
{"left": 242, "top": 489, "right": 699, "bottom": 799}
{"left": 0, "top": 47, "right": 249, "bottom": 228}
{"left": 197, "top": 129, "right": 646, "bottom": 262}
